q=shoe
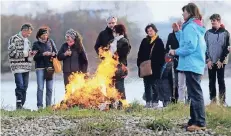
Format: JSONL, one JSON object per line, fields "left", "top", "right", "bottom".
{"left": 144, "top": 102, "right": 152, "bottom": 108}
{"left": 221, "top": 102, "right": 228, "bottom": 107}
{"left": 152, "top": 102, "right": 159, "bottom": 109}
{"left": 186, "top": 125, "right": 206, "bottom": 132}
{"left": 16, "top": 104, "right": 23, "bottom": 110}
{"left": 210, "top": 98, "right": 217, "bottom": 105}
{"left": 163, "top": 101, "right": 170, "bottom": 107}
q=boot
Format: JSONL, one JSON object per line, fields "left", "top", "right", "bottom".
{"left": 16, "top": 101, "right": 22, "bottom": 110}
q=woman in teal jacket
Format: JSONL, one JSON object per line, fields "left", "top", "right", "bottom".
{"left": 169, "top": 3, "right": 206, "bottom": 132}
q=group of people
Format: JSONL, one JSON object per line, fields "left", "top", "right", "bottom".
{"left": 8, "top": 2, "right": 231, "bottom": 132}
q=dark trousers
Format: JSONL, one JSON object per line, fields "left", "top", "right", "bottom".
{"left": 114, "top": 78, "right": 126, "bottom": 99}
{"left": 14, "top": 72, "right": 29, "bottom": 109}
{"left": 63, "top": 72, "right": 72, "bottom": 93}
{"left": 168, "top": 70, "right": 179, "bottom": 103}
{"left": 185, "top": 71, "right": 206, "bottom": 127}
{"left": 208, "top": 65, "right": 226, "bottom": 103}
{"left": 143, "top": 76, "right": 158, "bottom": 103}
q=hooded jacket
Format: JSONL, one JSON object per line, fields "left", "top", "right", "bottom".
{"left": 175, "top": 18, "right": 207, "bottom": 75}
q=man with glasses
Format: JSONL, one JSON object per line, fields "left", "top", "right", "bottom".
{"left": 94, "top": 16, "right": 117, "bottom": 55}
{"left": 8, "top": 23, "right": 35, "bottom": 109}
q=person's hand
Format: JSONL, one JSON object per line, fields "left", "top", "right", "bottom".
{"left": 52, "top": 52, "right": 56, "bottom": 57}
{"left": 228, "top": 46, "right": 231, "bottom": 53}
{"left": 64, "top": 50, "right": 71, "bottom": 56}
{"left": 207, "top": 60, "right": 213, "bottom": 70}
{"left": 216, "top": 60, "right": 223, "bottom": 69}
{"left": 172, "top": 23, "right": 180, "bottom": 32}
{"left": 169, "top": 49, "right": 176, "bottom": 56}
{"left": 29, "top": 50, "right": 37, "bottom": 56}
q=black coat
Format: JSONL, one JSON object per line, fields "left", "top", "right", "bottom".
{"left": 165, "top": 32, "right": 179, "bottom": 69}
{"left": 94, "top": 27, "right": 114, "bottom": 55}
{"left": 32, "top": 39, "right": 57, "bottom": 69}
{"left": 137, "top": 36, "right": 165, "bottom": 79}
{"left": 57, "top": 43, "right": 88, "bottom": 73}
{"left": 110, "top": 37, "right": 131, "bottom": 66}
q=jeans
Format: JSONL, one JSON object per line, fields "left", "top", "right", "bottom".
{"left": 208, "top": 64, "right": 226, "bottom": 103}
{"left": 14, "top": 72, "right": 29, "bottom": 109}
{"left": 114, "top": 78, "right": 126, "bottom": 99}
{"left": 185, "top": 71, "right": 206, "bottom": 127}
{"left": 143, "top": 76, "right": 158, "bottom": 103}
{"left": 36, "top": 69, "right": 53, "bottom": 108}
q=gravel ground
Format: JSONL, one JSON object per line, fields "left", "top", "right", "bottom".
{"left": 1, "top": 116, "right": 223, "bottom": 136}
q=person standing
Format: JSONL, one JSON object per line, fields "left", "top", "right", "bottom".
{"left": 205, "top": 14, "right": 230, "bottom": 106}
{"left": 109, "top": 24, "right": 131, "bottom": 100}
{"left": 57, "top": 29, "right": 88, "bottom": 90}
{"left": 137, "top": 24, "right": 165, "bottom": 108}
{"left": 169, "top": 3, "right": 207, "bottom": 131}
{"left": 166, "top": 20, "right": 188, "bottom": 104}
{"left": 94, "top": 16, "right": 117, "bottom": 55}
{"left": 32, "top": 27, "right": 57, "bottom": 109}
{"left": 8, "top": 24, "right": 34, "bottom": 109}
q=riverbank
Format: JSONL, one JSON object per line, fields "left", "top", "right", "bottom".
{"left": 1, "top": 103, "right": 231, "bottom": 136}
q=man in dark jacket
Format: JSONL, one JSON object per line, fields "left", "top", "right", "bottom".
{"left": 205, "top": 14, "right": 230, "bottom": 106}
{"left": 94, "top": 16, "right": 117, "bottom": 55}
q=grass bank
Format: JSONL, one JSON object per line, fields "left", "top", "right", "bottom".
{"left": 1, "top": 102, "right": 231, "bottom": 135}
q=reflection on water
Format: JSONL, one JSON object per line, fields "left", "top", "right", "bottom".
{"left": 1, "top": 78, "right": 231, "bottom": 110}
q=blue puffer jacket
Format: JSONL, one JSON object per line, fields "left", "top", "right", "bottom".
{"left": 175, "top": 18, "right": 206, "bottom": 75}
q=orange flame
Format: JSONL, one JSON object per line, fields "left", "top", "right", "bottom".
{"left": 55, "top": 48, "right": 128, "bottom": 110}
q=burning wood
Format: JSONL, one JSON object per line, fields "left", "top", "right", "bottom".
{"left": 54, "top": 48, "right": 129, "bottom": 111}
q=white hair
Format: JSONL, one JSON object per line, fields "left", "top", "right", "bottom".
{"left": 106, "top": 16, "right": 117, "bottom": 23}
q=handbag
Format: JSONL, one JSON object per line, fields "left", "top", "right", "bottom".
{"left": 44, "top": 67, "right": 54, "bottom": 81}
{"left": 53, "top": 57, "right": 62, "bottom": 73}
{"left": 139, "top": 43, "right": 155, "bottom": 78}
{"left": 50, "top": 40, "right": 62, "bottom": 73}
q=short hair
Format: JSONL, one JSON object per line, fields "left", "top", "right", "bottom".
{"left": 39, "top": 25, "right": 51, "bottom": 31}
{"left": 145, "top": 23, "right": 158, "bottom": 33}
{"left": 210, "top": 14, "right": 221, "bottom": 21}
{"left": 182, "top": 3, "right": 202, "bottom": 20}
{"left": 106, "top": 16, "right": 117, "bottom": 22}
{"left": 114, "top": 24, "right": 126, "bottom": 36}
{"left": 21, "top": 23, "right": 33, "bottom": 31}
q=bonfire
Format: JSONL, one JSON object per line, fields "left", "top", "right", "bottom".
{"left": 54, "top": 48, "right": 129, "bottom": 111}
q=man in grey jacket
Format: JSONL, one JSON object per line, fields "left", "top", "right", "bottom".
{"left": 205, "top": 14, "right": 230, "bottom": 106}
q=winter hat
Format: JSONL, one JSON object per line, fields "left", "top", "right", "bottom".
{"left": 36, "top": 28, "right": 48, "bottom": 39}
{"left": 65, "top": 29, "right": 77, "bottom": 40}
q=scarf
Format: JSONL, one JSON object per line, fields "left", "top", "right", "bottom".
{"left": 19, "top": 32, "right": 30, "bottom": 57}
{"left": 38, "top": 38, "right": 48, "bottom": 43}
{"left": 110, "top": 35, "right": 124, "bottom": 54}
{"left": 150, "top": 34, "right": 158, "bottom": 44}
